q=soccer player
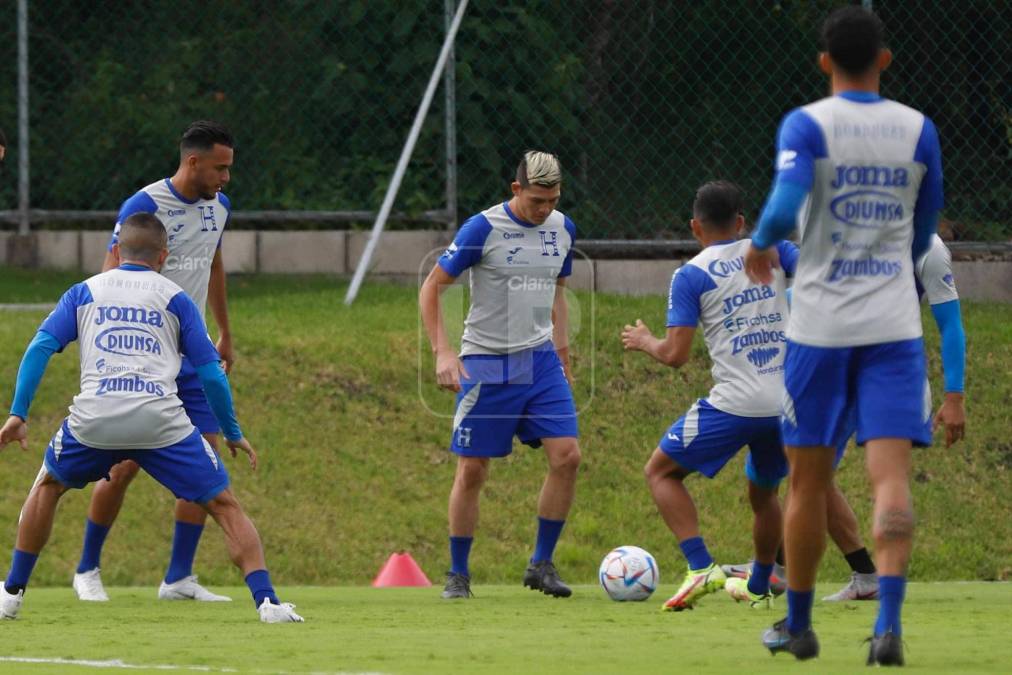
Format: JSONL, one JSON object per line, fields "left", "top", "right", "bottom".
{"left": 744, "top": 7, "right": 943, "bottom": 664}
{"left": 724, "top": 234, "right": 967, "bottom": 602}
{"left": 71, "top": 120, "right": 237, "bottom": 603}
{"left": 621, "top": 181, "right": 796, "bottom": 611}
{"left": 0, "top": 214, "right": 302, "bottom": 623}
{"left": 419, "top": 151, "right": 580, "bottom": 600}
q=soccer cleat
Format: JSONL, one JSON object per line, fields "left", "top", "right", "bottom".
{"left": 257, "top": 598, "right": 304, "bottom": 623}
{"left": 822, "top": 571, "right": 878, "bottom": 602}
{"left": 762, "top": 618, "right": 820, "bottom": 660}
{"left": 724, "top": 576, "right": 774, "bottom": 609}
{"left": 662, "top": 562, "right": 726, "bottom": 611}
{"left": 866, "top": 631, "right": 904, "bottom": 666}
{"left": 73, "top": 568, "right": 110, "bottom": 602}
{"left": 441, "top": 572, "right": 473, "bottom": 599}
{"left": 523, "top": 560, "right": 572, "bottom": 598}
{"left": 721, "top": 561, "right": 786, "bottom": 596}
{"left": 158, "top": 575, "right": 231, "bottom": 602}
{"left": 0, "top": 586, "right": 23, "bottom": 620}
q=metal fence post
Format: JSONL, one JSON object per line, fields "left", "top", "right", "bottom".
{"left": 444, "top": 0, "right": 458, "bottom": 231}
{"left": 17, "top": 0, "right": 30, "bottom": 235}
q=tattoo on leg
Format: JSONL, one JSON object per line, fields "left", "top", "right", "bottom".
{"left": 876, "top": 508, "right": 915, "bottom": 542}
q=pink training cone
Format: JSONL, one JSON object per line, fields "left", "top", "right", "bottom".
{"left": 372, "top": 551, "right": 432, "bottom": 587}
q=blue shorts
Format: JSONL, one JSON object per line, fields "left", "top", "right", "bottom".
{"left": 782, "top": 338, "right": 932, "bottom": 449}
{"left": 177, "top": 358, "right": 220, "bottom": 436}
{"left": 660, "top": 399, "right": 787, "bottom": 489}
{"left": 450, "top": 344, "right": 578, "bottom": 458}
{"left": 44, "top": 420, "right": 230, "bottom": 503}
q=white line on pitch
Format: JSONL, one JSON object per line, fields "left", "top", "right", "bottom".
{"left": 0, "top": 655, "right": 388, "bottom": 675}
{"left": 0, "top": 303, "right": 54, "bottom": 311}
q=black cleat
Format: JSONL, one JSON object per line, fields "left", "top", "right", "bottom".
{"left": 761, "top": 618, "right": 820, "bottom": 660}
{"left": 866, "top": 632, "right": 905, "bottom": 666}
{"left": 440, "top": 572, "right": 473, "bottom": 599}
{"left": 523, "top": 560, "right": 572, "bottom": 598}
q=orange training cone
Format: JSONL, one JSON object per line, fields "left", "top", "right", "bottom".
{"left": 372, "top": 551, "right": 432, "bottom": 587}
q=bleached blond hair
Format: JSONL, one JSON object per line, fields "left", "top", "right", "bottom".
{"left": 516, "top": 150, "right": 562, "bottom": 188}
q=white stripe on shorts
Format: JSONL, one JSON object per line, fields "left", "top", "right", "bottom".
{"left": 201, "top": 436, "right": 219, "bottom": 470}
{"left": 51, "top": 427, "right": 64, "bottom": 462}
{"left": 452, "top": 383, "right": 482, "bottom": 433}
{"left": 682, "top": 402, "right": 701, "bottom": 447}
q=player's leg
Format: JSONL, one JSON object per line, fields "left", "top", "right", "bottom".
{"left": 132, "top": 430, "right": 301, "bottom": 622}
{"left": 445, "top": 456, "right": 490, "bottom": 597}
{"left": 72, "top": 459, "right": 140, "bottom": 600}
{"left": 823, "top": 480, "right": 878, "bottom": 601}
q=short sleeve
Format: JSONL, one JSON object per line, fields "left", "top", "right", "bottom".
{"left": 437, "top": 215, "right": 493, "bottom": 277}
{"left": 167, "top": 292, "right": 220, "bottom": 367}
{"left": 108, "top": 191, "right": 159, "bottom": 251}
{"left": 916, "top": 236, "right": 958, "bottom": 305}
{"left": 666, "top": 265, "right": 715, "bottom": 327}
{"left": 558, "top": 216, "right": 578, "bottom": 278}
{"left": 39, "top": 282, "right": 93, "bottom": 349}
{"left": 218, "top": 192, "right": 231, "bottom": 249}
{"left": 773, "top": 109, "right": 826, "bottom": 191}
{"left": 914, "top": 116, "right": 944, "bottom": 214}
{"left": 776, "top": 241, "right": 800, "bottom": 278}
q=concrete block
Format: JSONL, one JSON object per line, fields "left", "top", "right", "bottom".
{"left": 81, "top": 231, "right": 112, "bottom": 273}
{"left": 220, "top": 230, "right": 256, "bottom": 273}
{"left": 36, "top": 231, "right": 80, "bottom": 270}
{"left": 259, "top": 231, "right": 346, "bottom": 274}
{"left": 952, "top": 261, "right": 1012, "bottom": 303}
{"left": 595, "top": 259, "right": 681, "bottom": 296}
{"left": 0, "top": 232, "right": 9, "bottom": 266}
{"left": 347, "top": 230, "right": 453, "bottom": 277}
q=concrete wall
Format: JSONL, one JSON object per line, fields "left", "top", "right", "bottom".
{"left": 6, "top": 230, "right": 1011, "bottom": 302}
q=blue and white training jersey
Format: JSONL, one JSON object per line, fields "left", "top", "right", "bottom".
{"left": 438, "top": 202, "right": 576, "bottom": 356}
{"left": 917, "top": 234, "right": 958, "bottom": 306}
{"left": 667, "top": 239, "right": 799, "bottom": 417}
{"left": 108, "top": 179, "right": 231, "bottom": 318}
{"left": 774, "top": 92, "right": 943, "bottom": 347}
{"left": 39, "top": 265, "right": 221, "bottom": 450}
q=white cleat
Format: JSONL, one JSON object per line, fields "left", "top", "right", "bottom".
{"left": 257, "top": 598, "right": 304, "bottom": 623}
{"left": 822, "top": 571, "right": 878, "bottom": 601}
{"left": 73, "top": 568, "right": 110, "bottom": 602}
{"left": 158, "top": 575, "right": 232, "bottom": 602}
{"left": 0, "top": 586, "right": 23, "bottom": 619}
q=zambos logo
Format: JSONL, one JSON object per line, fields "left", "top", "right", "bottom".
{"left": 95, "top": 327, "right": 163, "bottom": 356}
{"left": 707, "top": 257, "right": 744, "bottom": 279}
{"left": 747, "top": 347, "right": 780, "bottom": 368}
{"left": 96, "top": 374, "right": 165, "bottom": 397}
{"left": 731, "top": 328, "right": 786, "bottom": 355}
{"left": 828, "top": 257, "right": 902, "bottom": 282}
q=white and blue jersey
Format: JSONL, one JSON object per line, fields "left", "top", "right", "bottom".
{"left": 773, "top": 92, "right": 943, "bottom": 347}
{"left": 39, "top": 265, "right": 221, "bottom": 450}
{"left": 667, "top": 239, "right": 799, "bottom": 417}
{"left": 108, "top": 179, "right": 231, "bottom": 318}
{"left": 917, "top": 234, "right": 958, "bottom": 307}
{"left": 438, "top": 202, "right": 575, "bottom": 356}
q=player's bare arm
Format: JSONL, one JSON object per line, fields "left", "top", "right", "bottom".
{"left": 621, "top": 321, "right": 694, "bottom": 368}
{"left": 226, "top": 436, "right": 258, "bottom": 471}
{"left": 0, "top": 415, "right": 29, "bottom": 451}
{"left": 552, "top": 278, "right": 572, "bottom": 384}
{"left": 208, "top": 247, "right": 234, "bottom": 374}
{"left": 934, "top": 392, "right": 965, "bottom": 448}
{"left": 419, "top": 264, "right": 469, "bottom": 392}
{"left": 744, "top": 243, "right": 780, "bottom": 285}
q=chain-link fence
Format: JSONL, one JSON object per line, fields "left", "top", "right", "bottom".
{"left": 1, "top": 1, "right": 1009, "bottom": 240}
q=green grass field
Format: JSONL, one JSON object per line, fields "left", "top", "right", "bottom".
{"left": 0, "top": 583, "right": 1009, "bottom": 673}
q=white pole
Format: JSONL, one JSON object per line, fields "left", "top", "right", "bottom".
{"left": 344, "top": 0, "right": 470, "bottom": 305}
{"left": 17, "top": 0, "right": 30, "bottom": 235}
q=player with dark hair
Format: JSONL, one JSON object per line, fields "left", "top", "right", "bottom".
{"left": 623, "top": 181, "right": 797, "bottom": 611}
{"left": 70, "top": 120, "right": 238, "bottom": 603}
{"left": 745, "top": 6, "right": 943, "bottom": 665}
{"left": 420, "top": 150, "right": 580, "bottom": 600}
{"left": 0, "top": 213, "right": 302, "bottom": 623}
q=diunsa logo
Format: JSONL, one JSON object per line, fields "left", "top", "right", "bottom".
{"left": 830, "top": 190, "right": 905, "bottom": 229}
{"left": 94, "top": 327, "right": 163, "bottom": 357}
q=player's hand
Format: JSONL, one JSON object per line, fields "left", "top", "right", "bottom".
{"left": 226, "top": 437, "right": 258, "bottom": 471}
{"left": 0, "top": 416, "right": 29, "bottom": 451}
{"left": 216, "top": 334, "right": 235, "bottom": 375}
{"left": 621, "top": 319, "right": 653, "bottom": 352}
{"left": 744, "top": 243, "right": 780, "bottom": 284}
{"left": 933, "top": 392, "right": 966, "bottom": 448}
{"left": 435, "top": 349, "right": 469, "bottom": 393}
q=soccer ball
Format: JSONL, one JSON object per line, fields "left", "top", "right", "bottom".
{"left": 598, "top": 546, "right": 659, "bottom": 601}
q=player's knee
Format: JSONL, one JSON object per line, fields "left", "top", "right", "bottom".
{"left": 748, "top": 482, "right": 779, "bottom": 512}
{"left": 874, "top": 507, "right": 915, "bottom": 543}
{"left": 203, "top": 489, "right": 241, "bottom": 518}
{"left": 455, "top": 459, "right": 489, "bottom": 491}
{"left": 549, "top": 441, "right": 581, "bottom": 475}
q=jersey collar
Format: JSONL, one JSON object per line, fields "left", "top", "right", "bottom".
{"left": 164, "top": 178, "right": 200, "bottom": 205}
{"left": 837, "top": 91, "right": 883, "bottom": 104}
{"left": 502, "top": 201, "right": 540, "bottom": 228}
{"left": 118, "top": 263, "right": 154, "bottom": 272}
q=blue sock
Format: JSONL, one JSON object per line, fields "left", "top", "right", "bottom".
{"left": 875, "top": 575, "right": 906, "bottom": 637}
{"left": 244, "top": 569, "right": 278, "bottom": 608}
{"left": 678, "top": 536, "right": 713, "bottom": 571}
{"left": 748, "top": 561, "right": 774, "bottom": 596}
{"left": 531, "top": 518, "right": 565, "bottom": 563}
{"left": 5, "top": 549, "right": 39, "bottom": 594}
{"left": 449, "top": 536, "right": 473, "bottom": 576}
{"left": 76, "top": 519, "right": 111, "bottom": 574}
{"left": 786, "top": 589, "right": 814, "bottom": 635}
{"left": 164, "top": 521, "right": 204, "bottom": 584}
